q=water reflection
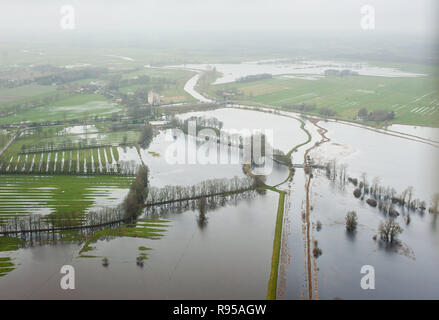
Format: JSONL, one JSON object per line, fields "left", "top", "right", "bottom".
{"left": 197, "top": 197, "right": 208, "bottom": 230}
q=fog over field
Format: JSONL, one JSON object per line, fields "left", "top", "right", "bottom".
{"left": 0, "top": 0, "right": 437, "bottom": 64}
{"left": 0, "top": 0, "right": 436, "bottom": 35}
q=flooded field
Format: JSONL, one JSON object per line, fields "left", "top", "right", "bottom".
{"left": 177, "top": 108, "right": 309, "bottom": 154}
{"left": 0, "top": 190, "right": 278, "bottom": 299}
{"left": 0, "top": 104, "right": 437, "bottom": 300}
{"left": 310, "top": 121, "right": 439, "bottom": 199}
{"left": 171, "top": 59, "right": 426, "bottom": 85}
{"left": 0, "top": 175, "right": 132, "bottom": 220}
{"left": 279, "top": 116, "right": 439, "bottom": 299}
{"left": 281, "top": 169, "right": 439, "bottom": 299}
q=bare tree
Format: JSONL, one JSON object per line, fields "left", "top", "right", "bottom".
{"left": 430, "top": 193, "right": 439, "bottom": 214}
{"left": 406, "top": 186, "right": 414, "bottom": 210}
{"left": 378, "top": 219, "right": 403, "bottom": 243}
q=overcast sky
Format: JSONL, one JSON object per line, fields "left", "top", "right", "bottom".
{"left": 0, "top": 0, "right": 437, "bottom": 39}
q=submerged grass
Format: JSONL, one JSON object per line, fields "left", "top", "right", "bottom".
{"left": 78, "top": 219, "right": 170, "bottom": 256}
{"left": 0, "top": 236, "right": 24, "bottom": 252}
{"left": 0, "top": 236, "right": 23, "bottom": 277}
{"left": 0, "top": 175, "right": 132, "bottom": 220}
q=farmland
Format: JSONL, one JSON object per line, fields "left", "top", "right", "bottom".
{"left": 0, "top": 39, "right": 438, "bottom": 300}
{"left": 0, "top": 85, "right": 58, "bottom": 105}
{"left": 0, "top": 174, "right": 132, "bottom": 222}
{"left": 0, "top": 94, "right": 122, "bottom": 124}
{"left": 0, "top": 123, "right": 144, "bottom": 175}
{"left": 205, "top": 72, "right": 439, "bottom": 127}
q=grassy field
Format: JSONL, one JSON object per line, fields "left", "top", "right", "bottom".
{"left": 266, "top": 191, "right": 285, "bottom": 300}
{"left": 0, "top": 85, "right": 58, "bottom": 106}
{"left": 0, "top": 237, "right": 23, "bottom": 277}
{"left": 206, "top": 75, "right": 439, "bottom": 127}
{"left": 0, "top": 132, "right": 13, "bottom": 150}
{"left": 0, "top": 94, "right": 122, "bottom": 124}
{"left": 78, "top": 218, "right": 170, "bottom": 258}
{"left": 0, "top": 174, "right": 132, "bottom": 222}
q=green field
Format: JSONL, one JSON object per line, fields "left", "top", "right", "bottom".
{"left": 0, "top": 132, "right": 13, "bottom": 150}
{"left": 0, "top": 175, "right": 132, "bottom": 222}
{"left": 207, "top": 74, "right": 439, "bottom": 127}
{"left": 0, "top": 85, "right": 58, "bottom": 106}
{"left": 0, "top": 94, "right": 122, "bottom": 124}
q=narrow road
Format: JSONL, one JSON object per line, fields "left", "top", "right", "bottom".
{"left": 183, "top": 73, "right": 214, "bottom": 103}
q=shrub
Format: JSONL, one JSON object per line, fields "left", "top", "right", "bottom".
{"left": 389, "top": 207, "right": 400, "bottom": 217}
{"left": 366, "top": 198, "right": 377, "bottom": 207}
{"left": 313, "top": 246, "right": 322, "bottom": 258}
{"left": 345, "top": 211, "right": 358, "bottom": 231}
{"left": 316, "top": 221, "right": 322, "bottom": 231}
{"left": 348, "top": 178, "right": 358, "bottom": 186}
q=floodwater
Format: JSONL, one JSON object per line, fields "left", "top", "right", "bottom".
{"left": 176, "top": 107, "right": 310, "bottom": 185}
{"left": 178, "top": 108, "right": 309, "bottom": 154}
{"left": 309, "top": 121, "right": 439, "bottom": 199}
{"left": 0, "top": 191, "right": 279, "bottom": 299}
{"left": 1, "top": 106, "right": 438, "bottom": 300}
{"left": 280, "top": 116, "right": 439, "bottom": 300}
{"left": 170, "top": 59, "right": 425, "bottom": 85}
{"left": 139, "top": 130, "right": 246, "bottom": 188}
{"left": 386, "top": 124, "right": 439, "bottom": 143}
{"left": 281, "top": 170, "right": 439, "bottom": 299}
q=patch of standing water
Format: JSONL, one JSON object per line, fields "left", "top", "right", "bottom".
{"left": 386, "top": 124, "right": 439, "bottom": 143}
{"left": 59, "top": 125, "right": 98, "bottom": 135}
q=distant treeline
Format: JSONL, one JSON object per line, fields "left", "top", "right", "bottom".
{"left": 35, "top": 67, "right": 108, "bottom": 85}
{"left": 324, "top": 69, "right": 359, "bottom": 77}
{"left": 175, "top": 115, "right": 224, "bottom": 132}
{"left": 237, "top": 73, "right": 273, "bottom": 83}
{"left": 283, "top": 103, "right": 336, "bottom": 117}
{"left": 357, "top": 108, "right": 395, "bottom": 122}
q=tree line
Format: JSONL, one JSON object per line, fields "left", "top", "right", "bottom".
{"left": 325, "top": 159, "right": 438, "bottom": 216}
{"left": 0, "top": 170, "right": 260, "bottom": 235}
{"left": 145, "top": 176, "right": 256, "bottom": 205}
